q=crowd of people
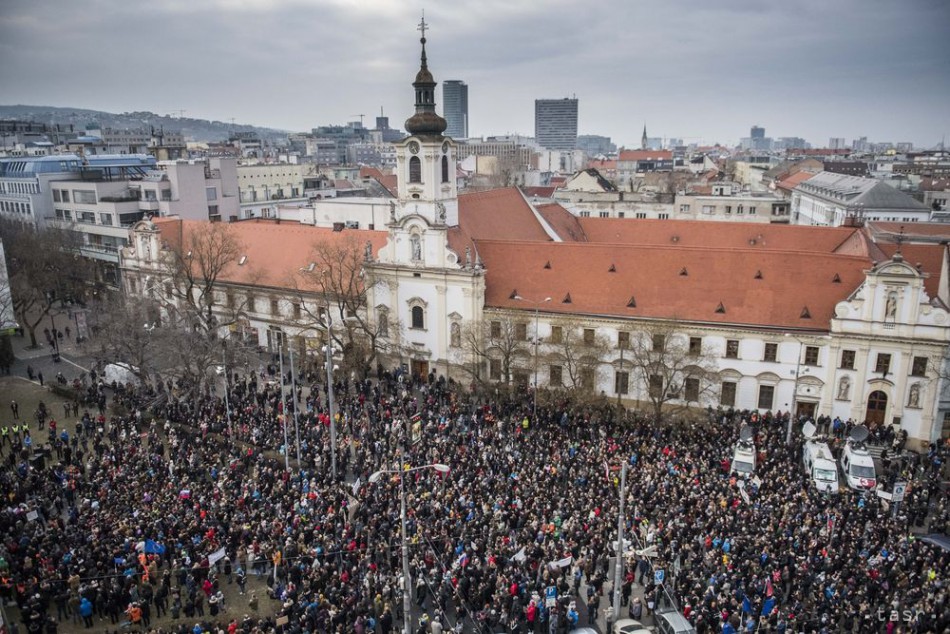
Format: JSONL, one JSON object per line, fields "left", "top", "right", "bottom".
{"left": 1, "top": 359, "right": 948, "bottom": 634}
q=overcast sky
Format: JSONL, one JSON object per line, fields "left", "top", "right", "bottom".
{"left": 2, "top": 0, "right": 948, "bottom": 148}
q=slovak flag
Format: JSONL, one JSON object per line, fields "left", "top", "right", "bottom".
{"left": 457, "top": 552, "right": 470, "bottom": 568}
{"left": 179, "top": 489, "right": 191, "bottom": 500}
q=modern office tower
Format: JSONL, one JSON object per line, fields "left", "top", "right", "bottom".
{"left": 751, "top": 125, "right": 765, "bottom": 140}
{"left": 442, "top": 80, "right": 469, "bottom": 139}
{"left": 534, "top": 98, "right": 578, "bottom": 151}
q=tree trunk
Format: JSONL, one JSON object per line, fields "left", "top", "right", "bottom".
{"left": 26, "top": 324, "right": 38, "bottom": 348}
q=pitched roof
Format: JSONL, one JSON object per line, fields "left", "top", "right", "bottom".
{"left": 775, "top": 170, "right": 818, "bottom": 192}
{"left": 795, "top": 172, "right": 930, "bottom": 211}
{"left": 619, "top": 150, "right": 673, "bottom": 162}
{"left": 536, "top": 203, "right": 588, "bottom": 242}
{"left": 152, "top": 217, "right": 389, "bottom": 290}
{"left": 575, "top": 217, "right": 858, "bottom": 252}
{"left": 476, "top": 239, "right": 872, "bottom": 329}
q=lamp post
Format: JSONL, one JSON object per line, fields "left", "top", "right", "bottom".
{"left": 784, "top": 333, "right": 832, "bottom": 446}
{"left": 611, "top": 461, "right": 628, "bottom": 625}
{"left": 289, "top": 344, "right": 302, "bottom": 468}
{"left": 323, "top": 314, "right": 338, "bottom": 481}
{"left": 369, "top": 460, "right": 450, "bottom": 634}
{"left": 222, "top": 344, "right": 232, "bottom": 443}
{"left": 278, "top": 332, "right": 290, "bottom": 471}
{"left": 513, "top": 295, "right": 551, "bottom": 418}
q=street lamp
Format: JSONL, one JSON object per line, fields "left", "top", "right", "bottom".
{"left": 784, "top": 333, "right": 832, "bottom": 445}
{"left": 369, "top": 460, "right": 450, "bottom": 634}
{"left": 322, "top": 312, "right": 338, "bottom": 481}
{"left": 513, "top": 295, "right": 551, "bottom": 418}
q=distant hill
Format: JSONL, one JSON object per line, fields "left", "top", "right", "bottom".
{"left": 0, "top": 104, "right": 290, "bottom": 143}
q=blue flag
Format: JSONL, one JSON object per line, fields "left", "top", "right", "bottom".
{"left": 761, "top": 596, "right": 776, "bottom": 616}
{"left": 742, "top": 595, "right": 752, "bottom": 614}
{"left": 144, "top": 539, "right": 166, "bottom": 555}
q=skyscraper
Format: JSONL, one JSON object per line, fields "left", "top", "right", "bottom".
{"left": 442, "top": 80, "right": 468, "bottom": 139}
{"left": 751, "top": 125, "right": 765, "bottom": 140}
{"left": 534, "top": 98, "right": 578, "bottom": 151}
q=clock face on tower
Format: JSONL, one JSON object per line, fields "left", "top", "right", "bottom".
{"left": 442, "top": 141, "right": 449, "bottom": 154}
{"left": 408, "top": 141, "right": 420, "bottom": 154}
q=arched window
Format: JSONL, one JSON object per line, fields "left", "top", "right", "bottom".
{"left": 411, "top": 305, "right": 425, "bottom": 329}
{"left": 378, "top": 310, "right": 389, "bottom": 337}
{"left": 409, "top": 156, "right": 421, "bottom": 183}
{"left": 441, "top": 155, "right": 449, "bottom": 183}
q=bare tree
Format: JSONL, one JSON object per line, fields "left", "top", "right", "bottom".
{"left": 93, "top": 297, "right": 165, "bottom": 381}
{"left": 292, "top": 235, "right": 384, "bottom": 379}
{"left": 624, "top": 320, "right": 719, "bottom": 421}
{"left": 165, "top": 222, "right": 246, "bottom": 334}
{"left": 547, "top": 319, "right": 612, "bottom": 393}
{"left": 459, "top": 315, "right": 530, "bottom": 386}
{"left": 0, "top": 220, "right": 93, "bottom": 348}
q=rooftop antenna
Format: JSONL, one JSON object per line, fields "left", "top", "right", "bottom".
{"left": 176, "top": 109, "right": 187, "bottom": 119}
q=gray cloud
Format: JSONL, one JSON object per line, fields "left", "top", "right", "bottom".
{"left": 1, "top": 0, "right": 947, "bottom": 147}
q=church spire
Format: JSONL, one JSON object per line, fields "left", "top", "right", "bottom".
{"left": 405, "top": 13, "right": 447, "bottom": 137}
{"left": 641, "top": 124, "right": 648, "bottom": 150}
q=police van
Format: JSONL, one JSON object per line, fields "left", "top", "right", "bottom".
{"left": 840, "top": 425, "right": 877, "bottom": 490}
{"left": 802, "top": 422, "right": 839, "bottom": 493}
{"left": 730, "top": 424, "right": 756, "bottom": 476}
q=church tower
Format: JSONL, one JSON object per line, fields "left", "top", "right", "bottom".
{"left": 394, "top": 17, "right": 459, "bottom": 227}
{"left": 641, "top": 124, "right": 648, "bottom": 150}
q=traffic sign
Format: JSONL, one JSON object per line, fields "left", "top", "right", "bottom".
{"left": 654, "top": 569, "right": 665, "bottom": 584}
{"left": 892, "top": 482, "right": 907, "bottom": 503}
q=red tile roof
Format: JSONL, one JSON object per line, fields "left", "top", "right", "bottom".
{"left": 870, "top": 222, "right": 950, "bottom": 239}
{"left": 522, "top": 186, "right": 556, "bottom": 198}
{"left": 476, "top": 240, "right": 872, "bottom": 330}
{"left": 575, "top": 217, "right": 857, "bottom": 252}
{"left": 619, "top": 150, "right": 673, "bottom": 162}
{"left": 775, "top": 170, "right": 818, "bottom": 191}
{"left": 536, "top": 203, "right": 588, "bottom": 242}
{"left": 153, "top": 217, "right": 389, "bottom": 291}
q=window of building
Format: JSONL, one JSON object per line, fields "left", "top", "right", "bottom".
{"left": 679, "top": 204, "right": 690, "bottom": 213}
{"left": 580, "top": 211, "right": 591, "bottom": 218}
{"left": 74, "top": 190, "right": 96, "bottom": 204}
{"left": 270, "top": 299, "right": 279, "bottom": 316}
{"left": 725, "top": 339, "right": 739, "bottom": 359}
{"left": 100, "top": 213, "right": 113, "bottom": 226}
{"left": 840, "top": 350, "right": 855, "bottom": 370}
{"left": 912, "top": 356, "right": 927, "bottom": 377}
{"left": 804, "top": 346, "right": 819, "bottom": 366}
{"left": 441, "top": 156, "right": 449, "bottom": 183}
{"left": 161, "top": 189, "right": 172, "bottom": 201}
{"left": 618, "top": 331, "right": 630, "bottom": 349}
{"left": 652, "top": 333, "right": 665, "bottom": 351}
{"left": 53, "top": 189, "right": 61, "bottom": 202}
{"left": 725, "top": 205, "right": 732, "bottom": 214}
{"left": 763, "top": 342, "right": 778, "bottom": 362}
{"left": 658, "top": 213, "right": 669, "bottom": 219}
{"left": 689, "top": 336, "right": 702, "bottom": 356}
{"left": 411, "top": 305, "right": 425, "bottom": 329}
{"left": 635, "top": 212, "right": 647, "bottom": 219}
{"left": 615, "top": 370, "right": 629, "bottom": 395}
{"left": 293, "top": 303, "right": 302, "bottom": 319}
{"left": 580, "top": 368, "right": 595, "bottom": 390}
{"left": 79, "top": 211, "right": 95, "bottom": 223}
{"left": 599, "top": 211, "right": 609, "bottom": 218}
{"left": 550, "top": 365, "right": 563, "bottom": 387}
{"left": 550, "top": 325, "right": 563, "bottom": 344}
{"left": 490, "top": 320, "right": 501, "bottom": 339}
{"left": 61, "top": 190, "right": 70, "bottom": 203}
{"left": 649, "top": 374, "right": 663, "bottom": 398}
{"left": 758, "top": 385, "right": 775, "bottom": 410}
{"left": 515, "top": 322, "right": 528, "bottom": 341}
{"left": 206, "top": 187, "right": 217, "bottom": 201}
{"left": 583, "top": 328, "right": 595, "bottom": 345}
{"left": 749, "top": 206, "right": 756, "bottom": 215}
{"left": 617, "top": 212, "right": 625, "bottom": 218}
{"left": 409, "top": 156, "right": 421, "bottom": 183}
{"left": 684, "top": 377, "right": 700, "bottom": 402}
{"left": 702, "top": 205, "right": 715, "bottom": 214}
{"left": 247, "top": 295, "right": 256, "bottom": 312}
{"left": 721, "top": 381, "right": 737, "bottom": 407}
{"left": 128, "top": 277, "right": 137, "bottom": 294}
{"left": 226, "top": 293, "right": 235, "bottom": 309}
{"left": 737, "top": 205, "right": 744, "bottom": 215}
{"left": 489, "top": 359, "right": 501, "bottom": 380}
{"left": 875, "top": 353, "right": 891, "bottom": 374}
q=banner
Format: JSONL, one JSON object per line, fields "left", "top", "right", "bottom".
{"left": 513, "top": 547, "right": 526, "bottom": 563}
{"left": 208, "top": 547, "right": 227, "bottom": 566}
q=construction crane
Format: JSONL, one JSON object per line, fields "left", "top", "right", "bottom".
{"left": 351, "top": 114, "right": 366, "bottom": 127}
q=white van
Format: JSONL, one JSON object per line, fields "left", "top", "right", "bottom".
{"left": 840, "top": 425, "right": 877, "bottom": 490}
{"left": 802, "top": 422, "right": 839, "bottom": 493}
{"left": 803, "top": 440, "right": 839, "bottom": 492}
{"left": 731, "top": 424, "right": 756, "bottom": 476}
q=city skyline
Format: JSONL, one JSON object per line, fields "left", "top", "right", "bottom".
{"left": 1, "top": 0, "right": 948, "bottom": 148}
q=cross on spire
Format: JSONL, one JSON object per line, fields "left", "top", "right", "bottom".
{"left": 417, "top": 11, "right": 427, "bottom": 41}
